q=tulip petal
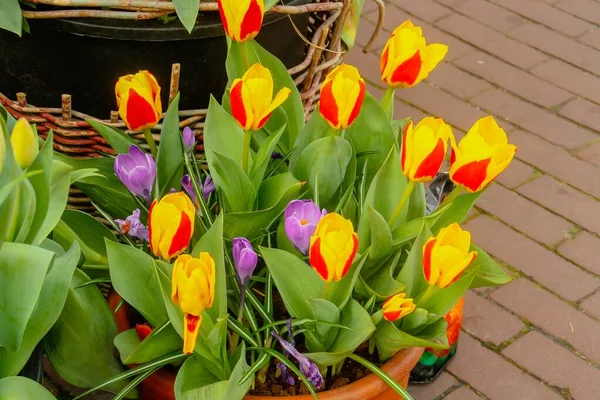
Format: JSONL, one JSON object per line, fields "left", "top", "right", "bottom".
{"left": 257, "top": 87, "right": 291, "bottom": 129}
{"left": 230, "top": 79, "right": 252, "bottom": 130}
{"left": 125, "top": 88, "right": 159, "bottom": 132}
{"left": 183, "top": 313, "right": 202, "bottom": 354}
{"left": 451, "top": 158, "right": 491, "bottom": 192}
{"left": 400, "top": 121, "right": 413, "bottom": 175}
{"left": 390, "top": 50, "right": 422, "bottom": 87}
{"left": 148, "top": 200, "right": 159, "bottom": 256}
{"left": 413, "top": 137, "right": 446, "bottom": 181}
{"left": 347, "top": 80, "right": 366, "bottom": 128}
{"left": 319, "top": 79, "right": 339, "bottom": 129}
{"left": 167, "top": 210, "right": 193, "bottom": 259}
{"left": 240, "top": 0, "right": 264, "bottom": 41}
{"left": 422, "top": 237, "right": 437, "bottom": 285}
{"left": 340, "top": 233, "right": 359, "bottom": 280}
{"left": 309, "top": 237, "right": 329, "bottom": 281}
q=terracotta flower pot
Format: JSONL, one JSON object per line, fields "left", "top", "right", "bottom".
{"left": 108, "top": 293, "right": 423, "bottom": 400}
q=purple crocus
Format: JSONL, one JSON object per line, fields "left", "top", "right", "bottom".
{"left": 114, "top": 145, "right": 156, "bottom": 204}
{"left": 182, "top": 127, "right": 195, "bottom": 151}
{"left": 232, "top": 237, "right": 258, "bottom": 287}
{"left": 181, "top": 174, "right": 215, "bottom": 209}
{"left": 202, "top": 176, "right": 215, "bottom": 200}
{"left": 271, "top": 331, "right": 324, "bottom": 389}
{"left": 284, "top": 200, "right": 327, "bottom": 254}
{"left": 115, "top": 209, "right": 148, "bottom": 242}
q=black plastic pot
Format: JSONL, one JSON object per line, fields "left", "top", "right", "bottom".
{"left": 0, "top": 1, "right": 309, "bottom": 116}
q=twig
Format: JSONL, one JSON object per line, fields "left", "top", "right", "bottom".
{"left": 363, "top": 0, "right": 385, "bottom": 54}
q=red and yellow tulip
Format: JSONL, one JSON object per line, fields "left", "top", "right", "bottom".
{"left": 382, "top": 292, "right": 416, "bottom": 322}
{"left": 401, "top": 117, "right": 452, "bottom": 182}
{"left": 217, "top": 0, "right": 264, "bottom": 42}
{"left": 115, "top": 71, "right": 162, "bottom": 132}
{"left": 230, "top": 63, "right": 291, "bottom": 131}
{"left": 319, "top": 64, "right": 366, "bottom": 130}
{"left": 380, "top": 20, "right": 448, "bottom": 88}
{"left": 172, "top": 253, "right": 215, "bottom": 354}
{"left": 449, "top": 116, "right": 517, "bottom": 193}
{"left": 148, "top": 192, "right": 195, "bottom": 261}
{"left": 423, "top": 223, "right": 476, "bottom": 288}
{"left": 309, "top": 213, "right": 359, "bottom": 283}
{"left": 10, "top": 118, "right": 38, "bottom": 169}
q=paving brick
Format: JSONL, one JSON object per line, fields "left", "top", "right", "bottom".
{"left": 465, "top": 215, "right": 599, "bottom": 300}
{"left": 394, "top": 0, "right": 453, "bottom": 22}
{"left": 504, "top": 331, "right": 600, "bottom": 400}
{"left": 447, "top": 334, "right": 563, "bottom": 400}
{"left": 530, "top": 59, "right": 600, "bottom": 105}
{"left": 491, "top": 279, "right": 600, "bottom": 363}
{"left": 578, "top": 142, "right": 600, "bottom": 167}
{"left": 408, "top": 372, "right": 457, "bottom": 400}
{"left": 495, "top": 158, "right": 536, "bottom": 188}
{"left": 452, "top": 51, "right": 574, "bottom": 108}
{"left": 436, "top": 14, "right": 548, "bottom": 69}
{"left": 425, "top": 62, "right": 491, "bottom": 99}
{"left": 488, "top": 0, "right": 591, "bottom": 37}
{"left": 462, "top": 290, "right": 525, "bottom": 345}
{"left": 478, "top": 184, "right": 574, "bottom": 245}
{"left": 509, "top": 130, "right": 600, "bottom": 199}
{"left": 443, "top": 386, "right": 484, "bottom": 400}
{"left": 394, "top": 99, "right": 428, "bottom": 122}
{"left": 554, "top": 0, "right": 600, "bottom": 25}
{"left": 559, "top": 97, "right": 600, "bottom": 131}
{"left": 355, "top": 18, "right": 389, "bottom": 54}
{"left": 507, "top": 23, "right": 600, "bottom": 76}
{"left": 580, "top": 291, "right": 600, "bottom": 319}
{"left": 470, "top": 89, "right": 597, "bottom": 149}
{"left": 578, "top": 28, "right": 600, "bottom": 52}
{"left": 433, "top": 0, "right": 524, "bottom": 32}
{"left": 517, "top": 175, "right": 600, "bottom": 234}
{"left": 558, "top": 231, "right": 600, "bottom": 275}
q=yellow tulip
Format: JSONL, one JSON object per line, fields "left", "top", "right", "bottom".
{"left": 148, "top": 192, "right": 195, "bottom": 261}
{"left": 172, "top": 253, "right": 215, "bottom": 354}
{"left": 10, "top": 118, "right": 38, "bottom": 169}
{"left": 401, "top": 117, "right": 452, "bottom": 182}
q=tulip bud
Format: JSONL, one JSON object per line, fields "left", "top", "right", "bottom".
{"left": 232, "top": 237, "right": 258, "bottom": 287}
{"left": 382, "top": 292, "right": 416, "bottom": 322}
{"left": 115, "top": 70, "right": 162, "bottom": 132}
{"left": 449, "top": 116, "right": 517, "bottom": 193}
{"left": 319, "top": 63, "right": 365, "bottom": 130}
{"left": 10, "top": 118, "right": 38, "bottom": 169}
{"left": 217, "top": 0, "right": 264, "bottom": 42}
{"left": 114, "top": 145, "right": 156, "bottom": 204}
{"left": 284, "top": 200, "right": 327, "bottom": 255}
{"left": 172, "top": 253, "right": 215, "bottom": 354}
{"left": 423, "top": 223, "right": 477, "bottom": 288}
{"left": 309, "top": 213, "right": 359, "bottom": 282}
{"left": 380, "top": 20, "right": 448, "bottom": 88}
{"left": 148, "top": 192, "right": 195, "bottom": 261}
{"left": 230, "top": 63, "right": 291, "bottom": 131}
{"left": 401, "top": 117, "right": 452, "bottom": 182}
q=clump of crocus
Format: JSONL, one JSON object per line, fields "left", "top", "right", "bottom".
{"left": 114, "top": 145, "right": 156, "bottom": 204}
{"left": 115, "top": 209, "right": 148, "bottom": 242}
{"left": 271, "top": 331, "right": 324, "bottom": 389}
{"left": 148, "top": 192, "right": 195, "bottom": 261}
{"left": 203, "top": 176, "right": 215, "bottom": 200}
{"left": 284, "top": 200, "right": 327, "bottom": 255}
{"left": 182, "top": 127, "right": 195, "bottom": 152}
{"left": 10, "top": 118, "right": 38, "bottom": 169}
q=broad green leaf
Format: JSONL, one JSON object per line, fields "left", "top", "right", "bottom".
{"left": 328, "top": 252, "right": 369, "bottom": 310}
{"left": 44, "top": 269, "right": 129, "bottom": 395}
{"left": 0, "top": 241, "right": 79, "bottom": 377}
{"left": 306, "top": 298, "right": 340, "bottom": 352}
{"left": 400, "top": 308, "right": 431, "bottom": 333}
{"left": 391, "top": 205, "right": 448, "bottom": 245}
{"left": 395, "top": 222, "right": 431, "bottom": 298}
{"left": 0, "top": 243, "right": 53, "bottom": 351}
{"left": 289, "top": 111, "right": 331, "bottom": 170}
{"left": 0, "top": 113, "right": 23, "bottom": 241}
{"left": 367, "top": 206, "right": 392, "bottom": 262}
{"left": 87, "top": 119, "right": 137, "bottom": 154}
{"left": 106, "top": 241, "right": 168, "bottom": 327}
{"left": 340, "top": 0, "right": 365, "bottom": 48}
{"left": 358, "top": 253, "right": 405, "bottom": 300}
{"left": 174, "top": 356, "right": 220, "bottom": 400}
{"left": 13, "top": 171, "right": 36, "bottom": 243}
{"left": 0, "top": 376, "right": 56, "bottom": 400}
{"left": 407, "top": 182, "right": 426, "bottom": 221}
{"left": 419, "top": 271, "right": 477, "bottom": 318}
{"left": 257, "top": 172, "right": 300, "bottom": 210}
{"left": 157, "top": 94, "right": 184, "bottom": 196}
{"left": 204, "top": 96, "right": 245, "bottom": 169}
{"left": 293, "top": 136, "right": 353, "bottom": 205}
{"left": 211, "top": 150, "right": 256, "bottom": 213}
{"left": 172, "top": 0, "right": 199, "bottom": 33}
{"left": 0, "top": 0, "right": 22, "bottom": 36}
{"left": 430, "top": 190, "right": 482, "bottom": 234}
{"left": 261, "top": 247, "right": 323, "bottom": 320}
{"left": 373, "top": 318, "right": 448, "bottom": 361}
{"left": 114, "top": 324, "right": 181, "bottom": 365}
{"left": 249, "top": 124, "right": 286, "bottom": 190}
{"left": 306, "top": 299, "right": 376, "bottom": 366}
{"left": 469, "top": 244, "right": 512, "bottom": 288}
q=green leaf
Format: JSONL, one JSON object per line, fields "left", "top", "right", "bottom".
{"left": 87, "top": 119, "right": 137, "bottom": 154}
{"left": 407, "top": 182, "right": 426, "bottom": 221}
{"left": 340, "top": 0, "right": 365, "bottom": 48}
{"left": 306, "top": 298, "right": 340, "bottom": 352}
{"left": 391, "top": 206, "right": 448, "bottom": 245}
{"left": 257, "top": 172, "right": 300, "bottom": 210}
{"left": 306, "top": 299, "right": 376, "bottom": 367}
{"left": 0, "top": 242, "right": 54, "bottom": 351}
{"left": 157, "top": 94, "right": 184, "bottom": 196}
{"left": 396, "top": 222, "right": 431, "bottom": 298}
{"left": 293, "top": 136, "right": 353, "bottom": 205}
{"left": 430, "top": 190, "right": 482, "bottom": 234}
{"left": 328, "top": 252, "right": 369, "bottom": 310}
{"left": 0, "top": 376, "right": 56, "bottom": 400}
{"left": 106, "top": 241, "right": 168, "bottom": 327}
{"left": 373, "top": 318, "right": 448, "bottom": 361}
{"left": 211, "top": 150, "right": 256, "bottom": 213}
{"left": 367, "top": 206, "right": 392, "bottom": 262}
{"left": 261, "top": 247, "right": 323, "bottom": 320}
{"left": 0, "top": 241, "right": 79, "bottom": 377}
{"left": 172, "top": 0, "right": 199, "bottom": 33}
{"left": 0, "top": 0, "right": 22, "bottom": 36}
{"left": 114, "top": 323, "right": 182, "bottom": 365}
{"left": 174, "top": 356, "right": 220, "bottom": 400}
{"left": 249, "top": 124, "right": 286, "bottom": 190}
{"left": 289, "top": 111, "right": 331, "bottom": 170}
{"left": 44, "top": 269, "right": 129, "bottom": 395}
{"left": 204, "top": 96, "right": 245, "bottom": 169}
{"left": 12, "top": 171, "right": 36, "bottom": 243}
{"left": 469, "top": 244, "right": 512, "bottom": 288}
{"left": 419, "top": 271, "right": 477, "bottom": 318}
{"left": 359, "top": 253, "right": 405, "bottom": 300}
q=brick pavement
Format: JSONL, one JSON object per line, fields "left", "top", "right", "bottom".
{"left": 351, "top": 0, "right": 600, "bottom": 398}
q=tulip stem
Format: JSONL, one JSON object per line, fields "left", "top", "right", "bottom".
{"left": 417, "top": 284, "right": 437, "bottom": 308}
{"left": 242, "top": 129, "right": 252, "bottom": 172}
{"left": 381, "top": 87, "right": 396, "bottom": 119}
{"left": 142, "top": 129, "right": 158, "bottom": 158}
{"left": 321, "top": 281, "right": 332, "bottom": 301}
{"left": 239, "top": 41, "right": 252, "bottom": 70}
{"left": 388, "top": 180, "right": 415, "bottom": 228}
